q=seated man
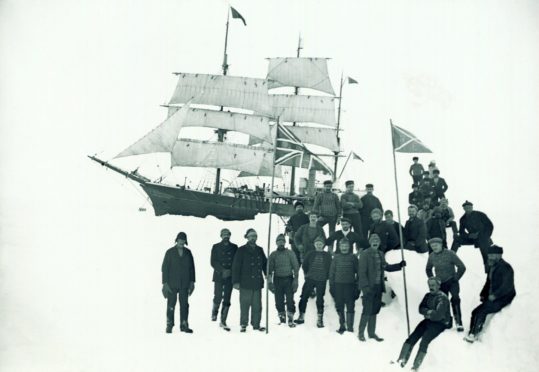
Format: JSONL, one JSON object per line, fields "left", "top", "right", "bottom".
{"left": 464, "top": 245, "right": 516, "bottom": 343}
{"left": 439, "top": 198, "right": 458, "bottom": 236}
{"left": 383, "top": 210, "right": 402, "bottom": 251}
{"left": 368, "top": 208, "right": 399, "bottom": 253}
{"left": 426, "top": 207, "right": 448, "bottom": 249}
{"left": 396, "top": 277, "right": 451, "bottom": 370}
{"left": 403, "top": 205, "right": 428, "bottom": 253}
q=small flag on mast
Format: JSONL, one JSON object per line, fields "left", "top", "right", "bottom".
{"left": 347, "top": 77, "right": 358, "bottom": 84}
{"left": 351, "top": 151, "right": 364, "bottom": 162}
{"left": 391, "top": 123, "right": 432, "bottom": 153}
{"left": 230, "top": 6, "right": 246, "bottom": 25}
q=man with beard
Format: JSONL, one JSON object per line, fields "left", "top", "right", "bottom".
{"left": 210, "top": 228, "right": 238, "bottom": 331}
{"left": 232, "top": 228, "right": 268, "bottom": 332}
{"left": 285, "top": 201, "right": 309, "bottom": 263}
{"left": 403, "top": 205, "right": 428, "bottom": 253}
{"left": 465, "top": 245, "right": 516, "bottom": 343}
{"left": 360, "top": 184, "right": 383, "bottom": 238}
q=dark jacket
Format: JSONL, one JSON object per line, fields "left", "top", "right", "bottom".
{"left": 480, "top": 259, "right": 516, "bottom": 304}
{"left": 459, "top": 211, "right": 494, "bottom": 240}
{"left": 162, "top": 247, "right": 196, "bottom": 289}
{"left": 210, "top": 241, "right": 238, "bottom": 282}
{"left": 357, "top": 247, "right": 401, "bottom": 290}
{"left": 326, "top": 230, "right": 363, "bottom": 253}
{"left": 369, "top": 221, "right": 399, "bottom": 253}
{"left": 330, "top": 253, "right": 359, "bottom": 284}
{"left": 303, "top": 250, "right": 332, "bottom": 282}
{"left": 404, "top": 217, "right": 427, "bottom": 245}
{"left": 385, "top": 221, "right": 403, "bottom": 250}
{"left": 409, "top": 190, "right": 423, "bottom": 207}
{"left": 285, "top": 212, "right": 309, "bottom": 234}
{"left": 231, "top": 243, "right": 267, "bottom": 290}
{"left": 294, "top": 224, "right": 326, "bottom": 255}
{"left": 419, "top": 291, "right": 452, "bottom": 326}
{"left": 360, "top": 194, "right": 383, "bottom": 223}
{"left": 426, "top": 216, "right": 447, "bottom": 241}
{"left": 419, "top": 180, "right": 435, "bottom": 200}
{"left": 432, "top": 177, "right": 448, "bottom": 198}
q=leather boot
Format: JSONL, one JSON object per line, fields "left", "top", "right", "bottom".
{"left": 180, "top": 320, "right": 193, "bottom": 334}
{"left": 357, "top": 314, "right": 368, "bottom": 341}
{"left": 411, "top": 351, "right": 427, "bottom": 370}
{"left": 397, "top": 342, "right": 413, "bottom": 367}
{"left": 368, "top": 315, "right": 384, "bottom": 341}
{"left": 220, "top": 305, "right": 230, "bottom": 331}
{"left": 294, "top": 312, "right": 305, "bottom": 324}
{"left": 287, "top": 312, "right": 296, "bottom": 328}
{"left": 278, "top": 312, "right": 286, "bottom": 324}
{"left": 337, "top": 311, "right": 346, "bottom": 334}
{"left": 211, "top": 302, "right": 219, "bottom": 321}
{"left": 346, "top": 312, "right": 355, "bottom": 332}
{"left": 452, "top": 301, "right": 464, "bottom": 331}
{"left": 166, "top": 318, "right": 173, "bottom": 334}
{"left": 317, "top": 313, "right": 324, "bottom": 328}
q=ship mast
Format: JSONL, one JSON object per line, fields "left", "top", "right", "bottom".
{"left": 289, "top": 34, "right": 302, "bottom": 196}
{"left": 333, "top": 72, "right": 344, "bottom": 180}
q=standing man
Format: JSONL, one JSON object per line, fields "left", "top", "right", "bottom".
{"left": 426, "top": 207, "right": 448, "bottom": 248}
{"left": 326, "top": 217, "right": 364, "bottom": 255}
{"left": 231, "top": 228, "right": 268, "bottom": 333}
{"left": 285, "top": 201, "right": 309, "bottom": 264}
{"left": 409, "top": 156, "right": 425, "bottom": 186}
{"left": 384, "top": 210, "right": 403, "bottom": 251}
{"left": 451, "top": 201, "right": 494, "bottom": 273}
{"left": 396, "top": 277, "right": 451, "bottom": 370}
{"left": 210, "top": 228, "right": 238, "bottom": 331}
{"left": 368, "top": 208, "right": 399, "bottom": 253}
{"left": 426, "top": 238, "right": 466, "bottom": 331}
{"left": 268, "top": 234, "right": 300, "bottom": 327}
{"left": 419, "top": 175, "right": 436, "bottom": 202}
{"left": 161, "top": 232, "right": 196, "bottom": 334}
{"left": 403, "top": 205, "right": 428, "bottom": 253}
{"left": 294, "top": 212, "right": 326, "bottom": 262}
{"left": 313, "top": 180, "right": 342, "bottom": 236}
{"left": 465, "top": 245, "right": 516, "bottom": 343}
{"left": 431, "top": 169, "right": 448, "bottom": 202}
{"left": 360, "top": 183, "right": 383, "bottom": 238}
{"left": 341, "top": 180, "right": 363, "bottom": 237}
{"left": 357, "top": 234, "right": 406, "bottom": 342}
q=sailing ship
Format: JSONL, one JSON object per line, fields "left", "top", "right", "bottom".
{"left": 89, "top": 7, "right": 360, "bottom": 221}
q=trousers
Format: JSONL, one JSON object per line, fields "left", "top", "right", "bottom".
{"left": 298, "top": 279, "right": 327, "bottom": 314}
{"left": 167, "top": 288, "right": 189, "bottom": 325}
{"left": 334, "top": 283, "right": 356, "bottom": 314}
{"left": 239, "top": 288, "right": 262, "bottom": 328}
{"left": 405, "top": 319, "right": 446, "bottom": 353}
{"left": 213, "top": 278, "right": 233, "bottom": 307}
{"left": 274, "top": 276, "right": 296, "bottom": 313}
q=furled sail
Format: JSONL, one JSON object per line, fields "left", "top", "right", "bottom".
{"left": 169, "top": 73, "right": 273, "bottom": 116}
{"left": 115, "top": 103, "right": 190, "bottom": 159}
{"left": 171, "top": 139, "right": 272, "bottom": 174}
{"left": 266, "top": 57, "right": 335, "bottom": 95}
{"left": 265, "top": 94, "right": 337, "bottom": 127}
{"left": 287, "top": 126, "right": 340, "bottom": 152}
{"left": 167, "top": 106, "right": 273, "bottom": 143}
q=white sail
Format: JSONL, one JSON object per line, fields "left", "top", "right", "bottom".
{"left": 169, "top": 73, "right": 273, "bottom": 115}
{"left": 171, "top": 139, "right": 272, "bottom": 174}
{"left": 267, "top": 57, "right": 335, "bottom": 95}
{"left": 167, "top": 107, "right": 272, "bottom": 143}
{"left": 266, "top": 94, "right": 337, "bottom": 127}
{"left": 115, "top": 103, "right": 190, "bottom": 158}
{"left": 287, "top": 126, "right": 340, "bottom": 152}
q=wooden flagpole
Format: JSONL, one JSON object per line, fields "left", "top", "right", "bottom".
{"left": 390, "top": 119, "right": 411, "bottom": 336}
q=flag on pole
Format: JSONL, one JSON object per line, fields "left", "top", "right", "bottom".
{"left": 391, "top": 123, "right": 432, "bottom": 153}
{"left": 347, "top": 76, "right": 358, "bottom": 84}
{"left": 230, "top": 6, "right": 246, "bottom": 25}
{"left": 351, "top": 151, "right": 364, "bottom": 162}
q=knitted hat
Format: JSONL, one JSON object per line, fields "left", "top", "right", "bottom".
{"left": 294, "top": 201, "right": 304, "bottom": 209}
{"left": 323, "top": 180, "right": 333, "bottom": 185}
{"left": 275, "top": 233, "right": 286, "bottom": 243}
{"left": 244, "top": 228, "right": 257, "bottom": 238}
{"left": 428, "top": 237, "right": 443, "bottom": 245}
{"left": 487, "top": 245, "right": 503, "bottom": 255}
{"left": 175, "top": 232, "right": 188, "bottom": 245}
{"left": 314, "top": 235, "right": 326, "bottom": 244}
{"left": 462, "top": 200, "right": 473, "bottom": 207}
{"left": 345, "top": 180, "right": 354, "bottom": 186}
{"left": 369, "top": 234, "right": 381, "bottom": 242}
{"left": 370, "top": 208, "right": 382, "bottom": 216}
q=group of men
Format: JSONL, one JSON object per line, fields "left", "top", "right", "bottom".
{"left": 160, "top": 161, "right": 516, "bottom": 370}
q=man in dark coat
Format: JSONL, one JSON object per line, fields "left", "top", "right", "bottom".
{"left": 368, "top": 208, "right": 399, "bottom": 253}
{"left": 326, "top": 217, "right": 364, "bottom": 255}
{"left": 403, "top": 205, "right": 428, "bottom": 253}
{"left": 409, "top": 184, "right": 423, "bottom": 208}
{"left": 384, "top": 210, "right": 403, "bottom": 251}
{"left": 426, "top": 207, "right": 448, "bottom": 249}
{"left": 465, "top": 245, "right": 516, "bottom": 343}
{"left": 285, "top": 201, "right": 309, "bottom": 263}
{"left": 409, "top": 156, "right": 425, "bottom": 186}
{"left": 161, "top": 232, "right": 196, "bottom": 333}
{"left": 419, "top": 174, "right": 436, "bottom": 202}
{"left": 431, "top": 169, "right": 448, "bottom": 201}
{"left": 340, "top": 180, "right": 363, "bottom": 237}
{"left": 360, "top": 183, "right": 383, "bottom": 238}
{"left": 396, "top": 277, "right": 452, "bottom": 370}
{"left": 210, "top": 228, "right": 238, "bottom": 331}
{"left": 294, "top": 212, "right": 326, "bottom": 262}
{"left": 357, "top": 234, "right": 405, "bottom": 342}
{"left": 313, "top": 180, "right": 342, "bottom": 236}
{"left": 231, "top": 228, "right": 268, "bottom": 332}
{"left": 451, "top": 201, "right": 494, "bottom": 273}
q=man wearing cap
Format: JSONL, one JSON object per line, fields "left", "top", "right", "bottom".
{"left": 409, "top": 157, "right": 425, "bottom": 186}
{"left": 341, "top": 180, "right": 363, "bottom": 237}
{"left": 451, "top": 201, "right": 494, "bottom": 273}
{"left": 210, "top": 228, "right": 238, "bottom": 330}
{"left": 360, "top": 184, "right": 383, "bottom": 238}
{"left": 384, "top": 210, "right": 403, "bottom": 251}
{"left": 295, "top": 236, "right": 332, "bottom": 328}
{"left": 368, "top": 208, "right": 399, "bottom": 253}
{"left": 396, "top": 277, "right": 451, "bottom": 370}
{"left": 268, "top": 234, "right": 300, "bottom": 327}
{"left": 231, "top": 228, "right": 268, "bottom": 332}
{"left": 465, "top": 245, "right": 516, "bottom": 343}
{"left": 426, "top": 238, "right": 466, "bottom": 331}
{"left": 161, "top": 232, "right": 196, "bottom": 334}
{"left": 313, "top": 180, "right": 342, "bottom": 236}
{"left": 431, "top": 169, "right": 448, "bottom": 201}
{"left": 357, "top": 234, "right": 406, "bottom": 342}
{"left": 326, "top": 217, "right": 364, "bottom": 255}
{"left": 426, "top": 207, "right": 448, "bottom": 249}
{"left": 294, "top": 212, "right": 326, "bottom": 263}
{"left": 285, "top": 201, "right": 309, "bottom": 263}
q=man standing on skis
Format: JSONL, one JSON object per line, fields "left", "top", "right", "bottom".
{"left": 465, "top": 245, "right": 516, "bottom": 343}
{"left": 210, "top": 228, "right": 238, "bottom": 331}
{"left": 396, "top": 277, "right": 451, "bottom": 370}
{"left": 426, "top": 237, "right": 466, "bottom": 331}
{"left": 268, "top": 234, "right": 300, "bottom": 328}
{"left": 357, "top": 234, "right": 405, "bottom": 342}
{"left": 161, "top": 232, "right": 196, "bottom": 334}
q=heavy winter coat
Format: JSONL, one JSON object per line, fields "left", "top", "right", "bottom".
{"left": 459, "top": 211, "right": 494, "bottom": 239}
{"left": 357, "top": 247, "right": 401, "bottom": 290}
{"left": 302, "top": 250, "right": 332, "bottom": 282}
{"left": 360, "top": 194, "right": 383, "bottom": 222}
{"left": 231, "top": 243, "right": 268, "bottom": 290}
{"left": 404, "top": 217, "right": 427, "bottom": 245}
{"left": 480, "top": 259, "right": 516, "bottom": 303}
{"left": 210, "top": 241, "right": 238, "bottom": 282}
{"left": 285, "top": 212, "right": 309, "bottom": 234}
{"left": 419, "top": 291, "right": 452, "bottom": 326}
{"left": 409, "top": 190, "right": 423, "bottom": 207}
{"left": 368, "top": 221, "right": 399, "bottom": 253}
{"left": 432, "top": 177, "right": 448, "bottom": 198}
{"left": 162, "top": 247, "right": 196, "bottom": 289}
{"left": 329, "top": 253, "right": 359, "bottom": 284}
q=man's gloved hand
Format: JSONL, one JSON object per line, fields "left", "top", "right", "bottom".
{"left": 162, "top": 283, "right": 172, "bottom": 298}
{"left": 222, "top": 269, "right": 232, "bottom": 279}
{"left": 233, "top": 283, "right": 240, "bottom": 290}
{"left": 292, "top": 279, "right": 299, "bottom": 293}
{"left": 188, "top": 282, "right": 195, "bottom": 296}
{"left": 400, "top": 260, "right": 407, "bottom": 268}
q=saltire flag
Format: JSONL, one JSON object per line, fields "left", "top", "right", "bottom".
{"left": 351, "top": 151, "right": 364, "bottom": 162}
{"left": 274, "top": 124, "right": 333, "bottom": 175}
{"left": 391, "top": 123, "right": 432, "bottom": 153}
{"left": 230, "top": 6, "right": 246, "bottom": 25}
{"left": 347, "top": 76, "right": 358, "bottom": 84}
